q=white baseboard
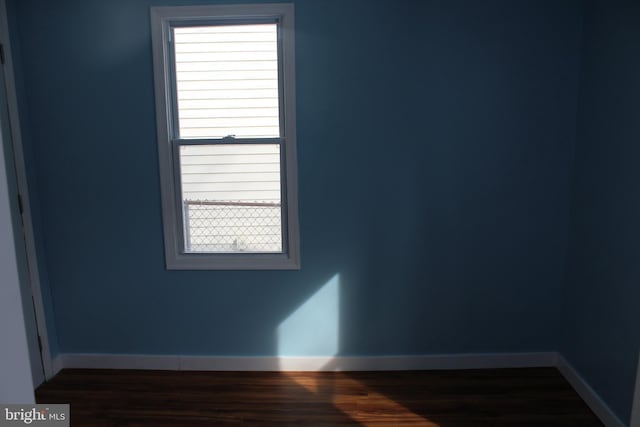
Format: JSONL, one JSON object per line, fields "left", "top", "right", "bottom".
{"left": 186, "top": 352, "right": 559, "bottom": 371}
{"left": 53, "top": 351, "right": 556, "bottom": 375}
{"left": 557, "top": 355, "right": 626, "bottom": 427}
{"left": 50, "top": 351, "right": 624, "bottom": 427}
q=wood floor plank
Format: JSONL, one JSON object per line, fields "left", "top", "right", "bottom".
{"left": 36, "top": 368, "right": 604, "bottom": 426}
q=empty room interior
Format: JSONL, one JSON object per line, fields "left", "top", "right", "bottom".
{"left": 1, "top": 0, "right": 640, "bottom": 426}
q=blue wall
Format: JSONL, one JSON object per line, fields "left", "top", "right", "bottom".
{"left": 10, "top": 0, "right": 582, "bottom": 357}
{"left": 562, "top": 0, "right": 640, "bottom": 423}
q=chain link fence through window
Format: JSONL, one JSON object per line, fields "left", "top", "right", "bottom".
{"left": 183, "top": 200, "right": 282, "bottom": 253}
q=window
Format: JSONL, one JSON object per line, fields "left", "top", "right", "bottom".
{"left": 150, "top": 4, "right": 299, "bottom": 269}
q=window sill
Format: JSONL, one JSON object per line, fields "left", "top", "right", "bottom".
{"left": 165, "top": 252, "right": 301, "bottom": 270}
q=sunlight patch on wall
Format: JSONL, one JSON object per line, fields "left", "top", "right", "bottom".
{"left": 277, "top": 274, "right": 340, "bottom": 369}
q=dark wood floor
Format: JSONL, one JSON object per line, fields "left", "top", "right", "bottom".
{"left": 36, "top": 368, "right": 604, "bottom": 426}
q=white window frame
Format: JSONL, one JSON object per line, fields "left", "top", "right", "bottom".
{"left": 150, "top": 4, "right": 300, "bottom": 270}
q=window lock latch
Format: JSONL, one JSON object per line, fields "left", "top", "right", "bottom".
{"left": 222, "top": 135, "right": 236, "bottom": 142}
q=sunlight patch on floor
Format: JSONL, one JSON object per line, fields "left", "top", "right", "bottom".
{"left": 283, "top": 371, "right": 440, "bottom": 426}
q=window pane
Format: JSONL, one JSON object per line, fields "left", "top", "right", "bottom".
{"left": 180, "top": 144, "right": 282, "bottom": 253}
{"left": 173, "top": 24, "right": 280, "bottom": 139}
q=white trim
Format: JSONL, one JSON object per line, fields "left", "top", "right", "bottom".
{"left": 557, "top": 355, "right": 626, "bottom": 427}
{"left": 184, "top": 352, "right": 558, "bottom": 371}
{"left": 0, "top": 0, "right": 53, "bottom": 382}
{"left": 631, "top": 352, "right": 640, "bottom": 427}
{"left": 56, "top": 352, "right": 556, "bottom": 372}
{"left": 51, "top": 355, "right": 64, "bottom": 377}
{"left": 0, "top": 49, "right": 35, "bottom": 402}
